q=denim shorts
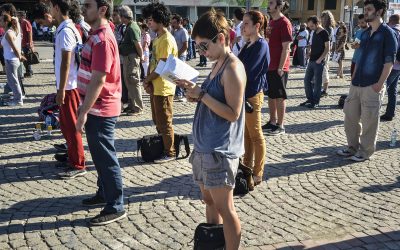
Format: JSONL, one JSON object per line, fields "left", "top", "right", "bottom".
{"left": 189, "top": 151, "right": 239, "bottom": 190}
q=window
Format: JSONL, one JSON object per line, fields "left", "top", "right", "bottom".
{"left": 324, "top": 0, "right": 337, "bottom": 10}
{"left": 290, "top": 0, "right": 297, "bottom": 11}
{"left": 308, "top": 0, "right": 315, "bottom": 10}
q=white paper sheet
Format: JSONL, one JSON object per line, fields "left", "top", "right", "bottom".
{"left": 160, "top": 55, "right": 199, "bottom": 86}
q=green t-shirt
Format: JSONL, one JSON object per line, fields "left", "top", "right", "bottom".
{"left": 118, "top": 21, "right": 141, "bottom": 56}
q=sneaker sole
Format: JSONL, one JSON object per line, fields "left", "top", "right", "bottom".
{"left": 89, "top": 212, "right": 127, "bottom": 226}
{"left": 82, "top": 202, "right": 107, "bottom": 207}
{"left": 59, "top": 171, "right": 87, "bottom": 179}
{"left": 266, "top": 131, "right": 285, "bottom": 136}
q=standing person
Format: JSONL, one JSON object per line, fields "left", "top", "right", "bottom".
{"left": 333, "top": 22, "right": 347, "bottom": 79}
{"left": 197, "top": 54, "right": 207, "bottom": 67}
{"left": 76, "top": 0, "right": 126, "bottom": 225}
{"left": 142, "top": 2, "right": 178, "bottom": 164}
{"left": 381, "top": 14, "right": 400, "bottom": 121}
{"left": 0, "top": 26, "right": 5, "bottom": 75}
{"left": 118, "top": 5, "right": 143, "bottom": 116}
{"left": 337, "top": 0, "right": 397, "bottom": 162}
{"left": 232, "top": 8, "right": 245, "bottom": 56}
{"left": 351, "top": 14, "right": 368, "bottom": 77}
{"left": 183, "top": 17, "right": 193, "bottom": 60}
{"left": 171, "top": 14, "right": 189, "bottom": 102}
{"left": 112, "top": 6, "right": 128, "bottom": 107}
{"left": 320, "top": 10, "right": 335, "bottom": 97}
{"left": 175, "top": 9, "right": 246, "bottom": 250}
{"left": 227, "top": 19, "right": 236, "bottom": 49}
{"left": 18, "top": 11, "right": 34, "bottom": 78}
{"left": 300, "top": 16, "right": 330, "bottom": 109}
{"left": 262, "top": 0, "right": 292, "bottom": 136}
{"left": 42, "top": 0, "right": 86, "bottom": 179}
{"left": 0, "top": 14, "right": 25, "bottom": 106}
{"left": 238, "top": 10, "right": 269, "bottom": 188}
{"left": 296, "top": 23, "right": 309, "bottom": 68}
{"left": 140, "top": 23, "right": 150, "bottom": 78}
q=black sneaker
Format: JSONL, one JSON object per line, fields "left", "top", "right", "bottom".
{"left": 54, "top": 143, "right": 68, "bottom": 152}
{"left": 82, "top": 195, "right": 106, "bottom": 207}
{"left": 266, "top": 126, "right": 285, "bottom": 136}
{"left": 380, "top": 114, "right": 393, "bottom": 121}
{"left": 90, "top": 211, "right": 127, "bottom": 226}
{"left": 321, "top": 90, "right": 328, "bottom": 97}
{"left": 59, "top": 168, "right": 87, "bottom": 179}
{"left": 299, "top": 100, "right": 312, "bottom": 106}
{"left": 54, "top": 153, "right": 68, "bottom": 163}
{"left": 154, "top": 154, "right": 175, "bottom": 164}
{"left": 306, "top": 103, "right": 319, "bottom": 109}
{"left": 262, "top": 121, "right": 278, "bottom": 131}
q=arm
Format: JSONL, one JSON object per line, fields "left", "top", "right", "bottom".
{"left": 75, "top": 70, "right": 106, "bottom": 133}
{"left": 277, "top": 41, "right": 290, "bottom": 75}
{"left": 134, "top": 40, "right": 143, "bottom": 59}
{"left": 372, "top": 62, "right": 393, "bottom": 92}
{"left": 317, "top": 41, "right": 330, "bottom": 64}
{"left": 178, "top": 41, "right": 188, "bottom": 57}
{"left": 56, "top": 50, "right": 72, "bottom": 105}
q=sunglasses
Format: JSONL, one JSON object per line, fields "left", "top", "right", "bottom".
{"left": 196, "top": 33, "right": 220, "bottom": 53}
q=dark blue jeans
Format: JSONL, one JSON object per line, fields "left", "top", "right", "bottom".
{"left": 385, "top": 69, "right": 400, "bottom": 117}
{"left": 175, "top": 55, "right": 186, "bottom": 97}
{"left": 304, "top": 61, "right": 325, "bottom": 105}
{"left": 85, "top": 114, "right": 124, "bottom": 214}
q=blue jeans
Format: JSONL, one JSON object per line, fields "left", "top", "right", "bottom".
{"left": 85, "top": 114, "right": 124, "bottom": 214}
{"left": 187, "top": 38, "right": 193, "bottom": 60}
{"left": 304, "top": 61, "right": 325, "bottom": 105}
{"left": 175, "top": 55, "right": 187, "bottom": 97}
{"left": 385, "top": 69, "right": 400, "bottom": 117}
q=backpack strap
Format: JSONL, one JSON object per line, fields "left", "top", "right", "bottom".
{"left": 56, "top": 25, "right": 82, "bottom": 70}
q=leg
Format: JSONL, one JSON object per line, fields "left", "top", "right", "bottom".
{"left": 268, "top": 98, "right": 277, "bottom": 124}
{"left": 322, "top": 56, "right": 330, "bottom": 92}
{"left": 276, "top": 98, "right": 286, "bottom": 126}
{"left": 5, "top": 60, "right": 22, "bottom": 102}
{"left": 153, "top": 95, "right": 175, "bottom": 157}
{"left": 123, "top": 54, "right": 143, "bottom": 112}
{"left": 304, "top": 62, "right": 315, "bottom": 102}
{"left": 359, "top": 86, "right": 385, "bottom": 158}
{"left": 85, "top": 115, "right": 124, "bottom": 213}
{"left": 120, "top": 64, "right": 129, "bottom": 105}
{"left": 385, "top": 70, "right": 400, "bottom": 118}
{"left": 313, "top": 62, "right": 324, "bottom": 105}
{"left": 59, "top": 89, "right": 85, "bottom": 169}
{"left": 209, "top": 187, "right": 241, "bottom": 250}
{"left": 243, "top": 111, "right": 254, "bottom": 169}
{"left": 343, "top": 85, "right": 361, "bottom": 154}
{"left": 199, "top": 184, "right": 223, "bottom": 224}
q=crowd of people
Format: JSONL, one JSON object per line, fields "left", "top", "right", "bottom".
{"left": 0, "top": 0, "right": 399, "bottom": 248}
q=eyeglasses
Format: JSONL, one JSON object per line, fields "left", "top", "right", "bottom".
{"left": 196, "top": 33, "right": 220, "bottom": 54}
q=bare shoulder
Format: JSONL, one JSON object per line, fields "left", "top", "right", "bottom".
{"left": 222, "top": 55, "right": 246, "bottom": 86}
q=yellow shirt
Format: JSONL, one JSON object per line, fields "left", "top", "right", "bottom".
{"left": 150, "top": 32, "right": 178, "bottom": 96}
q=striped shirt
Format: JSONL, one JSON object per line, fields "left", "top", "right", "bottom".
{"left": 77, "top": 24, "right": 121, "bottom": 117}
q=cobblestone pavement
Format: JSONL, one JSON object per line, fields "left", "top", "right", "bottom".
{"left": 1, "top": 45, "right": 400, "bottom": 249}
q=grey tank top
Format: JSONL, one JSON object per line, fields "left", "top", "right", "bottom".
{"left": 192, "top": 56, "right": 245, "bottom": 158}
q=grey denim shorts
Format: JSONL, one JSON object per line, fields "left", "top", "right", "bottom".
{"left": 189, "top": 151, "right": 239, "bottom": 190}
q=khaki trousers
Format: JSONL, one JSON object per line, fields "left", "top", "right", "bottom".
{"left": 343, "top": 85, "right": 385, "bottom": 159}
{"left": 243, "top": 92, "right": 266, "bottom": 177}
{"left": 150, "top": 95, "right": 175, "bottom": 157}
{"left": 122, "top": 53, "right": 143, "bottom": 112}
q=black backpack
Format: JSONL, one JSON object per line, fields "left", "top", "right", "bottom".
{"left": 137, "top": 134, "right": 190, "bottom": 162}
{"left": 338, "top": 94, "right": 347, "bottom": 109}
{"left": 193, "top": 223, "right": 225, "bottom": 250}
{"left": 233, "top": 161, "right": 253, "bottom": 196}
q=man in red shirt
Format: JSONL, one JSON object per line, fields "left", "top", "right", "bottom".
{"left": 263, "top": 0, "right": 292, "bottom": 135}
{"left": 76, "top": 0, "right": 125, "bottom": 226}
{"left": 18, "top": 11, "right": 34, "bottom": 77}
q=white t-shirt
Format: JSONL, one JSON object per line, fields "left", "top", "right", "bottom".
{"left": 54, "top": 19, "right": 82, "bottom": 90}
{"left": 232, "top": 21, "right": 244, "bottom": 56}
{"left": 1, "top": 29, "right": 21, "bottom": 61}
{"left": 331, "top": 27, "right": 338, "bottom": 43}
{"left": 298, "top": 30, "right": 309, "bottom": 47}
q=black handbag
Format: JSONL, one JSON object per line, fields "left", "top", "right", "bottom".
{"left": 137, "top": 134, "right": 191, "bottom": 162}
{"left": 338, "top": 94, "right": 347, "bottom": 109}
{"left": 25, "top": 50, "right": 40, "bottom": 65}
{"left": 234, "top": 160, "right": 253, "bottom": 196}
{"left": 193, "top": 223, "right": 225, "bottom": 250}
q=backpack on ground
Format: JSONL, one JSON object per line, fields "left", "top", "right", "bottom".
{"left": 137, "top": 134, "right": 190, "bottom": 162}
{"left": 233, "top": 160, "right": 253, "bottom": 196}
{"left": 193, "top": 223, "right": 225, "bottom": 250}
{"left": 38, "top": 93, "right": 60, "bottom": 128}
{"left": 338, "top": 94, "right": 347, "bottom": 109}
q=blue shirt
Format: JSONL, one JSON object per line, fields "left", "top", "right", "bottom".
{"left": 353, "top": 23, "right": 397, "bottom": 87}
{"left": 352, "top": 28, "right": 366, "bottom": 63}
{"left": 238, "top": 38, "right": 270, "bottom": 98}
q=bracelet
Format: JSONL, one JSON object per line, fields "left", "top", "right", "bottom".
{"left": 198, "top": 90, "right": 206, "bottom": 102}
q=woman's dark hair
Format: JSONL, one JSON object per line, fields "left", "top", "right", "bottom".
{"left": 142, "top": 3, "right": 171, "bottom": 27}
{"left": 0, "top": 3, "right": 17, "bottom": 17}
{"left": 307, "top": 16, "right": 320, "bottom": 25}
{"left": 245, "top": 10, "right": 265, "bottom": 33}
{"left": 172, "top": 14, "right": 182, "bottom": 24}
{"left": 50, "top": 0, "right": 71, "bottom": 16}
{"left": 3, "top": 14, "right": 18, "bottom": 32}
{"left": 68, "top": 0, "right": 81, "bottom": 24}
{"left": 32, "top": 3, "right": 50, "bottom": 20}
{"left": 192, "top": 9, "right": 230, "bottom": 46}
{"left": 95, "top": 0, "right": 112, "bottom": 20}
{"left": 276, "top": 0, "right": 290, "bottom": 13}
{"left": 233, "top": 8, "right": 245, "bottom": 21}
{"left": 141, "top": 23, "right": 149, "bottom": 31}
{"left": 364, "top": 0, "right": 387, "bottom": 17}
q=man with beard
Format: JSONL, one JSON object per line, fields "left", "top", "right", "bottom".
{"left": 337, "top": 0, "right": 397, "bottom": 162}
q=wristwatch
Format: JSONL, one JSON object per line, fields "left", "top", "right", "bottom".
{"left": 198, "top": 89, "right": 206, "bottom": 102}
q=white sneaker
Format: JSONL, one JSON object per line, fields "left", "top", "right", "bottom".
{"left": 336, "top": 149, "right": 354, "bottom": 157}
{"left": 347, "top": 155, "right": 368, "bottom": 162}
